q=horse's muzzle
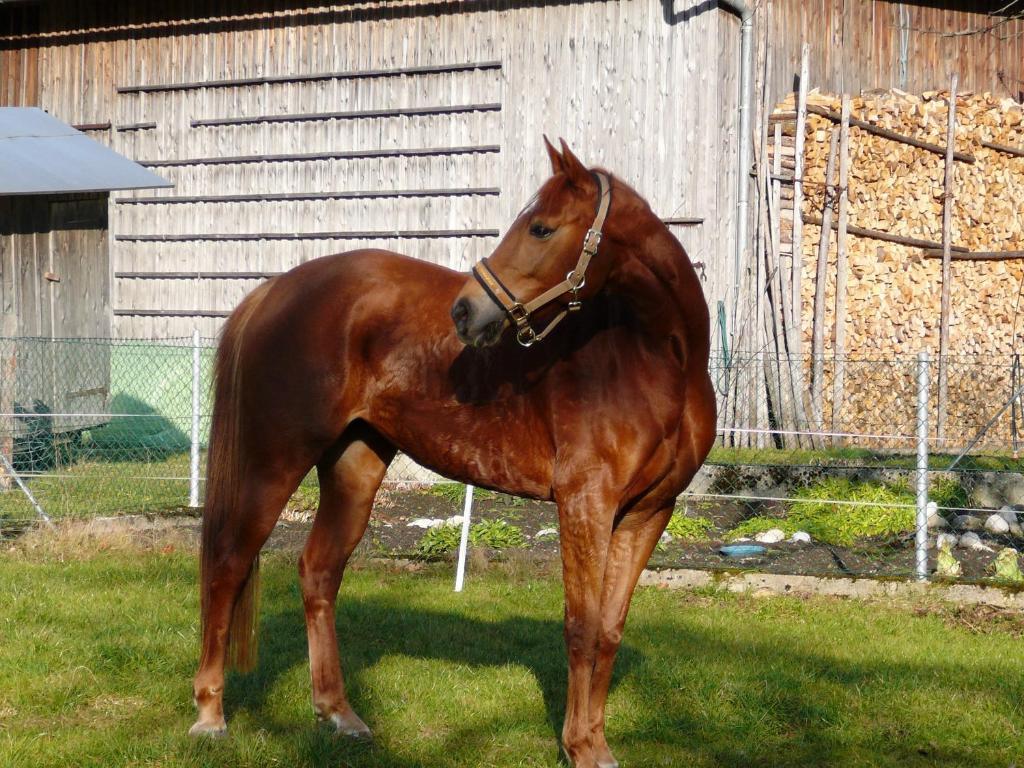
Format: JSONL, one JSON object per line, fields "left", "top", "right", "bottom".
{"left": 451, "top": 295, "right": 506, "bottom": 348}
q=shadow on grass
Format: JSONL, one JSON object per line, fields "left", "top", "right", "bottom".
{"left": 226, "top": 589, "right": 631, "bottom": 766}
{"left": 208, "top": 586, "right": 1018, "bottom": 768}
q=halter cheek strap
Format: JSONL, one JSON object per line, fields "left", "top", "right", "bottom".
{"left": 472, "top": 171, "right": 612, "bottom": 347}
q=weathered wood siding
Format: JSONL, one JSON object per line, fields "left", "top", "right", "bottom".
{"left": 0, "top": 194, "right": 110, "bottom": 339}
{"left": 764, "top": 1, "right": 1024, "bottom": 106}
{"left": 0, "top": 1, "right": 738, "bottom": 338}
{"left": 0, "top": 194, "right": 110, "bottom": 427}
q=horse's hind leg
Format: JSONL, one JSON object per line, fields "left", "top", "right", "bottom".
{"left": 299, "top": 423, "right": 394, "bottom": 738}
{"left": 191, "top": 470, "right": 305, "bottom": 736}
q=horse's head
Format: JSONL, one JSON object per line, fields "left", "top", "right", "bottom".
{"left": 452, "top": 139, "right": 614, "bottom": 348}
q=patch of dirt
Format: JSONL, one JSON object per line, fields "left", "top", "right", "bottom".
{"left": 3, "top": 489, "right": 1017, "bottom": 586}
{"left": 912, "top": 602, "right": 1024, "bottom": 638}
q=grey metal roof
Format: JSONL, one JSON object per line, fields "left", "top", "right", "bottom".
{"left": 0, "top": 108, "right": 172, "bottom": 195}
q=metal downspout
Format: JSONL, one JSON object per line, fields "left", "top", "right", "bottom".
{"left": 718, "top": 0, "right": 754, "bottom": 341}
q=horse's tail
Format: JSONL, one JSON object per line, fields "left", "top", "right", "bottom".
{"left": 200, "top": 282, "right": 272, "bottom": 673}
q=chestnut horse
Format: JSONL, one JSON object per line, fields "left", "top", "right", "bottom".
{"left": 190, "top": 140, "right": 716, "bottom": 768}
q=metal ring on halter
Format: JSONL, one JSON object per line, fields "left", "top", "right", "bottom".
{"left": 566, "top": 270, "right": 586, "bottom": 291}
{"left": 516, "top": 325, "right": 537, "bottom": 347}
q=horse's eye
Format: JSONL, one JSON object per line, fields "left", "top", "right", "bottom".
{"left": 529, "top": 222, "right": 555, "bottom": 240}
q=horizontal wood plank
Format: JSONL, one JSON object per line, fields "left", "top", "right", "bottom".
{"left": 191, "top": 102, "right": 501, "bottom": 128}
{"left": 115, "top": 187, "right": 502, "bottom": 204}
{"left": 117, "top": 60, "right": 503, "bottom": 94}
{"left": 139, "top": 144, "right": 501, "bottom": 167}
{"left": 115, "top": 229, "right": 500, "bottom": 242}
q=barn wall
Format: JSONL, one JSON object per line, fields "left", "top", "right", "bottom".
{"left": 764, "top": 1, "right": 1024, "bottom": 106}
{"left": 0, "top": 0, "right": 739, "bottom": 339}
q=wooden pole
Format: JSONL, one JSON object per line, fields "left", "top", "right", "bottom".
{"left": 832, "top": 95, "right": 852, "bottom": 438}
{"left": 937, "top": 73, "right": 958, "bottom": 444}
{"left": 791, "top": 44, "right": 809, "bottom": 363}
{"left": 764, "top": 122, "right": 790, "bottom": 445}
{"left": 801, "top": 214, "right": 968, "bottom": 252}
{"left": 812, "top": 128, "right": 840, "bottom": 439}
{"left": 0, "top": 317, "right": 15, "bottom": 492}
{"left": 752, "top": 30, "right": 772, "bottom": 449}
{"left": 766, "top": 126, "right": 804, "bottom": 448}
{"left": 980, "top": 139, "right": 1024, "bottom": 158}
{"left": 805, "top": 104, "right": 976, "bottom": 164}
{"left": 791, "top": 43, "right": 810, "bottom": 445}
{"left": 922, "top": 250, "right": 1024, "bottom": 260}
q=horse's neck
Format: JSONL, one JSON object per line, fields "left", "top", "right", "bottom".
{"left": 609, "top": 226, "right": 710, "bottom": 355}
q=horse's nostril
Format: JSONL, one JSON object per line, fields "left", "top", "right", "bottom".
{"left": 451, "top": 298, "right": 470, "bottom": 335}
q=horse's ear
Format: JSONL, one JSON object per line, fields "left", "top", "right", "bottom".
{"left": 558, "top": 139, "right": 591, "bottom": 188}
{"left": 543, "top": 135, "right": 564, "bottom": 175}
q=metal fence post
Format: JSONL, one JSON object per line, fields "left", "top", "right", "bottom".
{"left": 915, "top": 351, "right": 930, "bottom": 581}
{"left": 454, "top": 484, "right": 474, "bottom": 592}
{"left": 189, "top": 329, "right": 202, "bottom": 508}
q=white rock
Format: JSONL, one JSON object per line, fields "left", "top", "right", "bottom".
{"left": 958, "top": 532, "right": 994, "bottom": 552}
{"left": 407, "top": 518, "right": 445, "bottom": 529}
{"left": 534, "top": 527, "right": 558, "bottom": 538}
{"left": 936, "top": 532, "right": 959, "bottom": 550}
{"left": 926, "top": 511, "right": 948, "bottom": 530}
{"left": 444, "top": 515, "right": 465, "bottom": 526}
{"left": 659, "top": 531, "right": 673, "bottom": 544}
{"left": 1000, "top": 506, "right": 1019, "bottom": 525}
{"left": 985, "top": 514, "right": 1010, "bottom": 535}
{"left": 754, "top": 528, "right": 786, "bottom": 544}
{"left": 790, "top": 531, "right": 812, "bottom": 544}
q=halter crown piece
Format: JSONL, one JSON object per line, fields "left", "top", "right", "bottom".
{"left": 472, "top": 171, "right": 612, "bottom": 347}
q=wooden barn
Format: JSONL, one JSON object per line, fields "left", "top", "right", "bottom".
{"left": 0, "top": 0, "right": 1022, "bottom": 346}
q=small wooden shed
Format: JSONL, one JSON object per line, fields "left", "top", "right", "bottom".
{"left": 0, "top": 107, "right": 170, "bottom": 437}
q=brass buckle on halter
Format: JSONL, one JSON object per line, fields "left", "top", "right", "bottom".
{"left": 509, "top": 303, "right": 529, "bottom": 323}
{"left": 582, "top": 228, "right": 602, "bottom": 256}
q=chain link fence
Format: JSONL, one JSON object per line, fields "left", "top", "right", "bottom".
{"left": 0, "top": 336, "right": 213, "bottom": 523}
{"left": 3, "top": 336, "right": 1024, "bottom": 584}
{"left": 695, "top": 350, "right": 1024, "bottom": 581}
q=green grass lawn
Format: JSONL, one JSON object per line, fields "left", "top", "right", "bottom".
{"left": 0, "top": 453, "right": 196, "bottom": 521}
{"left": 2, "top": 546, "right": 1024, "bottom": 767}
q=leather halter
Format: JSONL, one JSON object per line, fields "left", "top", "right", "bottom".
{"left": 472, "top": 171, "right": 612, "bottom": 347}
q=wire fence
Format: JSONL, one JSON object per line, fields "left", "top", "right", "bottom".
{"left": 2, "top": 336, "right": 1024, "bottom": 585}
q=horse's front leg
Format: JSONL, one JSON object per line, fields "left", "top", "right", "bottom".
{"left": 588, "top": 505, "right": 674, "bottom": 768}
{"left": 557, "top": 486, "right": 615, "bottom": 768}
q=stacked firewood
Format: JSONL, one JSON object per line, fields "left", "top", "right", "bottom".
{"left": 770, "top": 89, "right": 1024, "bottom": 441}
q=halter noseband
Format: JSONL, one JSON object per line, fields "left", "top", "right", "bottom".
{"left": 472, "top": 171, "right": 612, "bottom": 347}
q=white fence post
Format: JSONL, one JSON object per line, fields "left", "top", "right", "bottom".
{"left": 189, "top": 329, "right": 202, "bottom": 509}
{"left": 915, "top": 351, "right": 930, "bottom": 581}
{"left": 454, "top": 484, "right": 474, "bottom": 592}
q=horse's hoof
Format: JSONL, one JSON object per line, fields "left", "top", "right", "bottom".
{"left": 561, "top": 743, "right": 601, "bottom": 768}
{"left": 328, "top": 711, "right": 373, "bottom": 741}
{"left": 188, "top": 719, "right": 227, "bottom": 738}
{"left": 597, "top": 760, "right": 619, "bottom": 768}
